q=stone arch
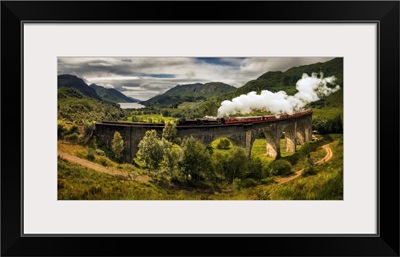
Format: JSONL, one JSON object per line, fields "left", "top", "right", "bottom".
{"left": 249, "top": 129, "right": 280, "bottom": 159}
{"left": 279, "top": 123, "right": 297, "bottom": 153}
{"left": 296, "top": 123, "right": 306, "bottom": 145}
{"left": 264, "top": 130, "right": 279, "bottom": 158}
{"left": 208, "top": 135, "right": 241, "bottom": 149}
{"left": 225, "top": 136, "right": 241, "bottom": 147}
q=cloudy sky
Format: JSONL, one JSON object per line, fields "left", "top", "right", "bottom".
{"left": 58, "top": 57, "right": 334, "bottom": 101}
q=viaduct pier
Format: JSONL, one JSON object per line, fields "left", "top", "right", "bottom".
{"left": 94, "top": 112, "right": 312, "bottom": 162}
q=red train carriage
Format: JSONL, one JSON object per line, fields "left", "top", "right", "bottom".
{"left": 178, "top": 109, "right": 312, "bottom": 126}
{"left": 222, "top": 116, "right": 265, "bottom": 124}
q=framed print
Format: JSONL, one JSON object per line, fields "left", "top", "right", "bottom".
{"left": 1, "top": 1, "right": 399, "bottom": 256}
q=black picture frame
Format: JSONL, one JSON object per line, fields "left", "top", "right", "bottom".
{"left": 1, "top": 1, "right": 399, "bottom": 256}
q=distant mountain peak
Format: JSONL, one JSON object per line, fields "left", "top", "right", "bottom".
{"left": 89, "top": 83, "right": 140, "bottom": 103}
{"left": 141, "top": 82, "right": 236, "bottom": 106}
{"left": 58, "top": 74, "right": 101, "bottom": 101}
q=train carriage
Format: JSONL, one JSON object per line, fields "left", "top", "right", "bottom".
{"left": 178, "top": 109, "right": 312, "bottom": 126}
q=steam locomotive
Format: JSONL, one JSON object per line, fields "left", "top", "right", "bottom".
{"left": 178, "top": 109, "right": 312, "bottom": 126}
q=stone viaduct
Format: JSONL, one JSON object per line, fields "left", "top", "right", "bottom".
{"left": 94, "top": 113, "right": 312, "bottom": 163}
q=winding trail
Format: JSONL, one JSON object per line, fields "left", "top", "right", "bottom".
{"left": 275, "top": 143, "right": 333, "bottom": 185}
{"left": 57, "top": 150, "right": 150, "bottom": 182}
{"left": 314, "top": 144, "right": 333, "bottom": 165}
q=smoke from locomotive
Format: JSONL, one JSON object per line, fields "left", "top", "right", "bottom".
{"left": 217, "top": 72, "right": 340, "bottom": 117}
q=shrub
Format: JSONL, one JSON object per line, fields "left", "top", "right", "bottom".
{"left": 233, "top": 178, "right": 258, "bottom": 189}
{"left": 214, "top": 146, "right": 248, "bottom": 183}
{"left": 261, "top": 177, "right": 275, "bottom": 185}
{"left": 302, "top": 166, "right": 318, "bottom": 177}
{"left": 240, "top": 178, "right": 258, "bottom": 188}
{"left": 270, "top": 159, "right": 292, "bottom": 176}
{"left": 87, "top": 148, "right": 96, "bottom": 161}
{"left": 83, "top": 121, "right": 95, "bottom": 137}
{"left": 64, "top": 132, "right": 79, "bottom": 143}
{"left": 206, "top": 145, "right": 214, "bottom": 155}
{"left": 95, "top": 149, "right": 105, "bottom": 156}
{"left": 58, "top": 121, "right": 68, "bottom": 139}
{"left": 87, "top": 138, "right": 97, "bottom": 149}
{"left": 217, "top": 138, "right": 230, "bottom": 149}
{"left": 299, "top": 142, "right": 310, "bottom": 157}
{"left": 232, "top": 178, "right": 242, "bottom": 189}
{"left": 98, "top": 156, "right": 110, "bottom": 167}
{"left": 175, "top": 137, "right": 182, "bottom": 146}
{"left": 261, "top": 165, "right": 271, "bottom": 178}
{"left": 68, "top": 125, "right": 79, "bottom": 135}
{"left": 312, "top": 115, "right": 343, "bottom": 134}
{"left": 246, "top": 158, "right": 263, "bottom": 180}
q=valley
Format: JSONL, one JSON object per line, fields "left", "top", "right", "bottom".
{"left": 57, "top": 57, "right": 343, "bottom": 200}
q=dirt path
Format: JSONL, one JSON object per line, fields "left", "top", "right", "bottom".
{"left": 57, "top": 151, "right": 150, "bottom": 182}
{"left": 275, "top": 143, "right": 333, "bottom": 185}
{"left": 314, "top": 144, "right": 333, "bottom": 165}
{"left": 276, "top": 169, "right": 304, "bottom": 184}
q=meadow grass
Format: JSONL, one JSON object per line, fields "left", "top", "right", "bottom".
{"left": 312, "top": 107, "right": 342, "bottom": 119}
{"left": 59, "top": 158, "right": 176, "bottom": 200}
{"left": 178, "top": 101, "right": 205, "bottom": 110}
{"left": 310, "top": 146, "right": 327, "bottom": 160}
{"left": 58, "top": 142, "right": 87, "bottom": 157}
{"left": 127, "top": 114, "right": 177, "bottom": 123}
{"left": 58, "top": 141, "right": 145, "bottom": 175}
{"left": 251, "top": 138, "right": 274, "bottom": 164}
{"left": 251, "top": 138, "right": 298, "bottom": 164}
{"left": 209, "top": 138, "right": 234, "bottom": 155}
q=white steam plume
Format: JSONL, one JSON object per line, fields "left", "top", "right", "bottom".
{"left": 217, "top": 72, "right": 340, "bottom": 117}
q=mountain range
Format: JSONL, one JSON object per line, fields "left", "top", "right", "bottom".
{"left": 57, "top": 74, "right": 140, "bottom": 103}
{"left": 58, "top": 74, "right": 102, "bottom": 101}
{"left": 89, "top": 83, "right": 140, "bottom": 103}
{"left": 58, "top": 57, "right": 343, "bottom": 109}
{"left": 140, "top": 82, "right": 236, "bottom": 106}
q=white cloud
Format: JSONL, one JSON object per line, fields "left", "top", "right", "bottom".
{"left": 104, "top": 84, "right": 114, "bottom": 88}
{"left": 58, "top": 57, "right": 335, "bottom": 100}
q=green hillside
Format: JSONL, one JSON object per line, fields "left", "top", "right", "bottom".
{"left": 89, "top": 84, "right": 140, "bottom": 103}
{"left": 58, "top": 74, "right": 102, "bottom": 101}
{"left": 58, "top": 87, "right": 125, "bottom": 123}
{"left": 235, "top": 57, "right": 343, "bottom": 96}
{"left": 141, "top": 82, "right": 236, "bottom": 107}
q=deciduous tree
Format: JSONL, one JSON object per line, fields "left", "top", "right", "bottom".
{"left": 137, "top": 130, "right": 166, "bottom": 169}
{"left": 112, "top": 131, "right": 124, "bottom": 161}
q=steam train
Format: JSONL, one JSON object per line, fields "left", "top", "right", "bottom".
{"left": 178, "top": 109, "right": 312, "bottom": 126}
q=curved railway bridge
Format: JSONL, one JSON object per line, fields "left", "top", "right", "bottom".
{"left": 94, "top": 111, "right": 312, "bottom": 162}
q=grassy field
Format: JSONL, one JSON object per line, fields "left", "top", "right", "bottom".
{"left": 58, "top": 134, "right": 343, "bottom": 200}
{"left": 58, "top": 158, "right": 199, "bottom": 200}
{"left": 251, "top": 138, "right": 300, "bottom": 163}
{"left": 312, "top": 107, "right": 342, "bottom": 120}
{"left": 259, "top": 134, "right": 343, "bottom": 200}
{"left": 178, "top": 101, "right": 205, "bottom": 110}
{"left": 209, "top": 138, "right": 234, "bottom": 155}
{"left": 126, "top": 114, "right": 178, "bottom": 123}
{"left": 310, "top": 145, "right": 327, "bottom": 160}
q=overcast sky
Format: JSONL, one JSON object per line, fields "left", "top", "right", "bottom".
{"left": 58, "top": 57, "right": 334, "bottom": 101}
